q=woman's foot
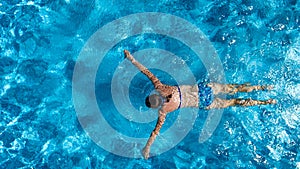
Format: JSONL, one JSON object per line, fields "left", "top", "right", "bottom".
{"left": 261, "top": 85, "right": 274, "bottom": 91}
{"left": 266, "top": 98, "right": 277, "bottom": 104}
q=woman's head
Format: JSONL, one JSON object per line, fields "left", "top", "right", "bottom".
{"left": 145, "top": 94, "right": 163, "bottom": 108}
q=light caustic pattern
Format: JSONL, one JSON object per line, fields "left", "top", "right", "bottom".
{"left": 72, "top": 13, "right": 226, "bottom": 158}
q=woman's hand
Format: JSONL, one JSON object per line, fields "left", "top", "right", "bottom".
{"left": 124, "top": 50, "right": 134, "bottom": 61}
{"left": 142, "top": 146, "right": 150, "bottom": 159}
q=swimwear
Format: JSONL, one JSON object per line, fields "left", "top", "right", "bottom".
{"left": 198, "top": 83, "right": 213, "bottom": 108}
{"left": 177, "top": 85, "right": 182, "bottom": 109}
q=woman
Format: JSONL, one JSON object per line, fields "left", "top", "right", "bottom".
{"left": 123, "top": 50, "right": 276, "bottom": 159}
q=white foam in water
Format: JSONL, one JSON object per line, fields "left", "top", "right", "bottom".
{"left": 277, "top": 130, "right": 291, "bottom": 145}
{"left": 62, "top": 135, "right": 81, "bottom": 154}
{"left": 27, "top": 1, "right": 35, "bottom": 5}
{"left": 239, "top": 109, "right": 264, "bottom": 141}
{"left": 286, "top": 38, "right": 300, "bottom": 64}
{"left": 0, "top": 84, "right": 11, "bottom": 97}
{"left": 10, "top": 139, "right": 24, "bottom": 151}
{"left": 7, "top": 117, "right": 19, "bottom": 127}
{"left": 41, "top": 140, "right": 51, "bottom": 153}
{"left": 21, "top": 127, "right": 39, "bottom": 140}
{"left": 286, "top": 84, "right": 300, "bottom": 99}
{"left": 266, "top": 145, "right": 282, "bottom": 161}
{"left": 282, "top": 105, "right": 300, "bottom": 129}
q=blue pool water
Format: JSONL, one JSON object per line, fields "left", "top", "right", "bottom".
{"left": 1, "top": 0, "right": 300, "bottom": 168}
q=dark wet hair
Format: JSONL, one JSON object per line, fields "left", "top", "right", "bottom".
{"left": 145, "top": 94, "right": 162, "bottom": 108}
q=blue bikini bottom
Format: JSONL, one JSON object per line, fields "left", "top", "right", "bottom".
{"left": 198, "top": 83, "right": 214, "bottom": 109}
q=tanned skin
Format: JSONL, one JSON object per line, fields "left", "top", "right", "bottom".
{"left": 123, "top": 50, "right": 276, "bottom": 159}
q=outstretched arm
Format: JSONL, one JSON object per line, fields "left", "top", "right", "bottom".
{"left": 142, "top": 108, "right": 167, "bottom": 159}
{"left": 124, "top": 50, "right": 163, "bottom": 89}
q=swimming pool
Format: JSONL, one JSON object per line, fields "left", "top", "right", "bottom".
{"left": 1, "top": 0, "right": 299, "bottom": 168}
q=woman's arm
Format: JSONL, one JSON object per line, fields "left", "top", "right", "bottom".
{"left": 124, "top": 50, "right": 163, "bottom": 90}
{"left": 142, "top": 108, "right": 167, "bottom": 159}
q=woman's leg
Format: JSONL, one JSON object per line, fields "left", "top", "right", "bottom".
{"left": 206, "top": 97, "right": 276, "bottom": 109}
{"left": 207, "top": 83, "right": 273, "bottom": 95}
